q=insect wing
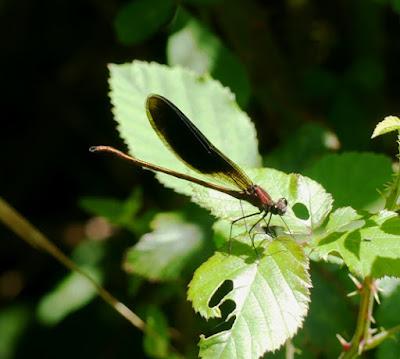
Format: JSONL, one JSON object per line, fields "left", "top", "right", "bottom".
{"left": 146, "top": 95, "right": 253, "bottom": 191}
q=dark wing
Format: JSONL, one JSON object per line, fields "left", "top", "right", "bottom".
{"left": 146, "top": 94, "right": 253, "bottom": 191}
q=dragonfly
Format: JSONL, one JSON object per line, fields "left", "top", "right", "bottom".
{"left": 90, "top": 94, "right": 288, "bottom": 252}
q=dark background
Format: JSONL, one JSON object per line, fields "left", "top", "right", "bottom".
{"left": 1, "top": 0, "right": 400, "bottom": 358}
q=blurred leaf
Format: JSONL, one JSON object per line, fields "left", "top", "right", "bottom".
{"left": 183, "top": 0, "right": 223, "bottom": 4}
{"left": 71, "top": 238, "right": 107, "bottom": 266}
{"left": 264, "top": 123, "right": 338, "bottom": 173}
{"left": 188, "top": 238, "right": 310, "bottom": 357}
{"left": 109, "top": 61, "right": 260, "bottom": 203}
{"left": 328, "top": 89, "right": 370, "bottom": 149}
{"left": 124, "top": 213, "right": 203, "bottom": 281}
{"left": 293, "top": 265, "right": 354, "bottom": 358}
{"left": 36, "top": 265, "right": 103, "bottom": 325}
{"left": 114, "top": 0, "right": 176, "bottom": 45}
{"left": 376, "top": 278, "right": 400, "bottom": 358}
{"left": 0, "top": 305, "right": 30, "bottom": 359}
{"left": 80, "top": 189, "right": 142, "bottom": 230}
{"left": 304, "top": 152, "right": 392, "bottom": 211}
{"left": 167, "top": 10, "right": 251, "bottom": 107}
{"left": 372, "top": 115, "right": 400, "bottom": 138}
{"left": 314, "top": 210, "right": 400, "bottom": 278}
{"left": 301, "top": 68, "right": 339, "bottom": 101}
{"left": 144, "top": 306, "right": 170, "bottom": 358}
{"left": 394, "top": 0, "right": 400, "bottom": 12}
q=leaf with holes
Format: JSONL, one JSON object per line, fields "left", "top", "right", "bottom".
{"left": 109, "top": 61, "right": 332, "bottom": 240}
{"left": 188, "top": 237, "right": 311, "bottom": 358}
{"left": 206, "top": 170, "right": 333, "bottom": 243}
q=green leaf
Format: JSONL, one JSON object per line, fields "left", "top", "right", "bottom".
{"left": 36, "top": 266, "right": 103, "bottom": 325}
{"left": 264, "top": 123, "right": 339, "bottom": 173}
{"left": 372, "top": 116, "right": 400, "bottom": 138}
{"left": 167, "top": 10, "right": 251, "bottom": 107}
{"left": 305, "top": 152, "right": 392, "bottom": 211}
{"left": 314, "top": 210, "right": 400, "bottom": 278}
{"left": 109, "top": 61, "right": 260, "bottom": 201}
{"left": 0, "top": 305, "right": 30, "bottom": 359}
{"left": 293, "top": 265, "right": 354, "bottom": 358}
{"left": 207, "top": 170, "right": 333, "bottom": 240}
{"left": 188, "top": 237, "right": 311, "bottom": 357}
{"left": 114, "top": 0, "right": 175, "bottom": 45}
{"left": 79, "top": 190, "right": 142, "bottom": 230}
{"left": 376, "top": 278, "right": 400, "bottom": 359}
{"left": 183, "top": 0, "right": 223, "bottom": 4}
{"left": 144, "top": 306, "right": 170, "bottom": 358}
{"left": 124, "top": 213, "right": 203, "bottom": 281}
{"left": 324, "top": 207, "right": 363, "bottom": 234}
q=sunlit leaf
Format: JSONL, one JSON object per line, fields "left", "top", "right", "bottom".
{"left": 200, "top": 169, "right": 332, "bottom": 239}
{"left": 188, "top": 237, "right": 310, "bottom": 357}
{"left": 314, "top": 210, "right": 400, "bottom": 278}
{"left": 109, "top": 61, "right": 260, "bottom": 201}
{"left": 372, "top": 115, "right": 400, "bottom": 138}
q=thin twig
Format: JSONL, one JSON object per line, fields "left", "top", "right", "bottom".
{"left": 0, "top": 197, "right": 145, "bottom": 330}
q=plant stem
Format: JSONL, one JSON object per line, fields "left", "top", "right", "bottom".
{"left": 285, "top": 339, "right": 296, "bottom": 359}
{"left": 340, "top": 276, "right": 375, "bottom": 358}
{"left": 364, "top": 324, "right": 400, "bottom": 350}
{"left": 0, "top": 196, "right": 145, "bottom": 330}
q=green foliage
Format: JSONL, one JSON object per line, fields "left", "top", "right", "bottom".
{"left": 109, "top": 61, "right": 260, "bottom": 201}
{"left": 36, "top": 266, "right": 103, "bottom": 325}
{"left": 314, "top": 210, "right": 400, "bottom": 278}
{"left": 36, "top": 240, "right": 105, "bottom": 325}
{"left": 264, "top": 123, "right": 338, "bottom": 173}
{"left": 189, "top": 237, "right": 310, "bottom": 358}
{"left": 144, "top": 306, "right": 171, "bottom": 358}
{"left": 79, "top": 190, "right": 142, "bottom": 232}
{"left": 114, "top": 0, "right": 176, "bottom": 45}
{"left": 305, "top": 152, "right": 392, "bottom": 210}
{"left": 6, "top": 1, "right": 400, "bottom": 358}
{"left": 371, "top": 115, "right": 400, "bottom": 138}
{"left": 124, "top": 213, "right": 203, "bottom": 281}
{"left": 0, "top": 306, "right": 30, "bottom": 359}
{"left": 167, "top": 9, "right": 251, "bottom": 107}
{"left": 376, "top": 278, "right": 400, "bottom": 358}
{"left": 107, "top": 61, "right": 400, "bottom": 357}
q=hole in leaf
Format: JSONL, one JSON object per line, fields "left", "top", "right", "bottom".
{"left": 209, "top": 280, "right": 233, "bottom": 308}
{"left": 292, "top": 203, "right": 309, "bottom": 220}
{"left": 207, "top": 311, "right": 236, "bottom": 336}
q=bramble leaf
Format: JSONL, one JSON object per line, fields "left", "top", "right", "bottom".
{"left": 188, "top": 237, "right": 311, "bottom": 358}
{"left": 109, "top": 61, "right": 260, "bottom": 202}
{"left": 314, "top": 210, "right": 400, "bottom": 278}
